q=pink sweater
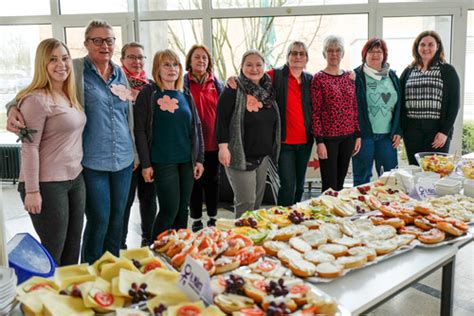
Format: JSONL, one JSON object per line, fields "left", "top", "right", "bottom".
{"left": 18, "top": 91, "right": 86, "bottom": 193}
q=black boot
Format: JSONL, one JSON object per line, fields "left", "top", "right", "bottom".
{"left": 207, "top": 218, "right": 216, "bottom": 227}
{"left": 192, "top": 220, "right": 204, "bottom": 232}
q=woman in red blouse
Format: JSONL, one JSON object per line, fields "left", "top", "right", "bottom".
{"left": 311, "top": 35, "right": 361, "bottom": 192}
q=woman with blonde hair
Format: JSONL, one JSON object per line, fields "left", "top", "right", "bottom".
{"left": 134, "top": 49, "right": 204, "bottom": 238}
{"left": 16, "top": 38, "right": 86, "bottom": 266}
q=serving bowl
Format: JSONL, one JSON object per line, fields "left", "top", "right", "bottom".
{"left": 414, "top": 152, "right": 456, "bottom": 177}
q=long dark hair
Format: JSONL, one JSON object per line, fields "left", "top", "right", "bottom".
{"left": 410, "top": 30, "right": 446, "bottom": 68}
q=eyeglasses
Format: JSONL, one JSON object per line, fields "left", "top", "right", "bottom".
{"left": 290, "top": 51, "right": 306, "bottom": 57}
{"left": 87, "top": 37, "right": 116, "bottom": 46}
{"left": 162, "top": 62, "right": 180, "bottom": 69}
{"left": 126, "top": 55, "right": 147, "bottom": 61}
{"left": 367, "top": 50, "right": 383, "bottom": 55}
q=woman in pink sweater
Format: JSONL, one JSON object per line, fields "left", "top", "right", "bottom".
{"left": 16, "top": 38, "right": 86, "bottom": 266}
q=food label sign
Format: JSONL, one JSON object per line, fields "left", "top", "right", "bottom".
{"left": 415, "top": 180, "right": 437, "bottom": 199}
{"left": 178, "top": 256, "right": 212, "bottom": 305}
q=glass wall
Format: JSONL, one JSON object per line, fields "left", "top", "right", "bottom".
{"left": 212, "top": 0, "right": 367, "bottom": 9}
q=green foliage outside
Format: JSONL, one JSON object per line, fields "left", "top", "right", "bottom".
{"left": 463, "top": 120, "right": 474, "bottom": 154}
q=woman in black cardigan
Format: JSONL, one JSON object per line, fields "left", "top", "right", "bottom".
{"left": 400, "top": 30, "right": 460, "bottom": 165}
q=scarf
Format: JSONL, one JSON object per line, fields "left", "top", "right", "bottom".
{"left": 363, "top": 63, "right": 390, "bottom": 81}
{"left": 236, "top": 72, "right": 275, "bottom": 108}
{"left": 191, "top": 72, "right": 209, "bottom": 85}
{"left": 122, "top": 66, "right": 149, "bottom": 91}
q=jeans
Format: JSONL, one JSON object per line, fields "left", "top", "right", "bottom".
{"left": 352, "top": 134, "right": 398, "bottom": 186}
{"left": 18, "top": 174, "right": 85, "bottom": 266}
{"left": 81, "top": 163, "right": 133, "bottom": 263}
{"left": 152, "top": 162, "right": 194, "bottom": 239}
{"left": 403, "top": 128, "right": 451, "bottom": 165}
{"left": 190, "top": 151, "right": 219, "bottom": 219}
{"left": 277, "top": 141, "right": 314, "bottom": 206}
{"left": 121, "top": 165, "right": 157, "bottom": 248}
{"left": 225, "top": 156, "right": 269, "bottom": 218}
{"left": 319, "top": 135, "right": 355, "bottom": 192}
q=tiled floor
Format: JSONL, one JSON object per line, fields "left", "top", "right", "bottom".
{"left": 1, "top": 183, "right": 473, "bottom": 315}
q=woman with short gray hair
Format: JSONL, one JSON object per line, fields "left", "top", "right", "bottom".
{"left": 311, "top": 35, "right": 361, "bottom": 192}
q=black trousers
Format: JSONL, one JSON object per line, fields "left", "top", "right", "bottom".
{"left": 18, "top": 174, "right": 85, "bottom": 266}
{"left": 121, "top": 165, "right": 157, "bottom": 248}
{"left": 190, "top": 151, "right": 219, "bottom": 219}
{"left": 319, "top": 135, "right": 355, "bottom": 192}
{"left": 403, "top": 128, "right": 451, "bottom": 166}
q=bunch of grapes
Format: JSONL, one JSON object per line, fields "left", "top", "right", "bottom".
{"left": 235, "top": 217, "right": 258, "bottom": 228}
{"left": 324, "top": 191, "right": 339, "bottom": 197}
{"left": 265, "top": 279, "right": 289, "bottom": 297}
{"left": 386, "top": 188, "right": 399, "bottom": 194}
{"left": 357, "top": 185, "right": 371, "bottom": 195}
{"left": 128, "top": 282, "right": 151, "bottom": 304}
{"left": 225, "top": 275, "right": 245, "bottom": 295}
{"left": 288, "top": 211, "right": 305, "bottom": 224}
{"left": 153, "top": 304, "right": 167, "bottom": 316}
{"left": 266, "top": 302, "right": 291, "bottom": 315}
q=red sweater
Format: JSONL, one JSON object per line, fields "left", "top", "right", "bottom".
{"left": 187, "top": 73, "right": 219, "bottom": 151}
{"left": 268, "top": 69, "right": 307, "bottom": 144}
{"left": 311, "top": 71, "right": 360, "bottom": 143}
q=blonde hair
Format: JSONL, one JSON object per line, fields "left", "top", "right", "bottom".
{"left": 240, "top": 49, "right": 265, "bottom": 68}
{"left": 16, "top": 38, "right": 82, "bottom": 111}
{"left": 84, "top": 19, "right": 114, "bottom": 40}
{"left": 152, "top": 49, "right": 184, "bottom": 91}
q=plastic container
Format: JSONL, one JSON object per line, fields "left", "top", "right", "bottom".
{"left": 415, "top": 152, "right": 456, "bottom": 177}
{"left": 7, "top": 233, "right": 56, "bottom": 284}
{"left": 464, "top": 179, "right": 474, "bottom": 197}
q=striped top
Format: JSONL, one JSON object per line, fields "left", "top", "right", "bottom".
{"left": 404, "top": 64, "right": 443, "bottom": 120}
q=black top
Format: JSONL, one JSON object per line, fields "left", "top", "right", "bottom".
{"left": 216, "top": 87, "right": 278, "bottom": 159}
{"left": 400, "top": 63, "right": 460, "bottom": 136}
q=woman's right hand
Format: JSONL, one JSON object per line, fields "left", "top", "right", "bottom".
{"left": 317, "top": 143, "right": 328, "bottom": 160}
{"left": 218, "top": 144, "right": 231, "bottom": 167}
{"left": 225, "top": 76, "right": 238, "bottom": 89}
{"left": 142, "top": 167, "right": 154, "bottom": 183}
{"left": 24, "top": 192, "right": 42, "bottom": 214}
{"left": 7, "top": 106, "right": 26, "bottom": 133}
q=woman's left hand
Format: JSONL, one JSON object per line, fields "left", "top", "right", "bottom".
{"left": 392, "top": 135, "right": 401, "bottom": 148}
{"left": 432, "top": 132, "right": 448, "bottom": 149}
{"left": 353, "top": 137, "right": 361, "bottom": 156}
{"left": 194, "top": 163, "right": 204, "bottom": 179}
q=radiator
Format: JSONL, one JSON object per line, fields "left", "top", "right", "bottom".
{"left": 0, "top": 144, "right": 21, "bottom": 184}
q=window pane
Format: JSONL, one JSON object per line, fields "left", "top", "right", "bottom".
{"left": 213, "top": 0, "right": 366, "bottom": 8}
{"left": 60, "top": 0, "right": 129, "bottom": 14}
{"left": 212, "top": 14, "right": 367, "bottom": 80}
{"left": 0, "top": 25, "right": 52, "bottom": 137}
{"left": 139, "top": 20, "right": 203, "bottom": 75}
{"left": 464, "top": 11, "right": 474, "bottom": 154}
{"left": 1, "top": 0, "right": 50, "bottom": 16}
{"left": 139, "top": 0, "right": 201, "bottom": 11}
{"left": 383, "top": 16, "right": 452, "bottom": 75}
{"left": 64, "top": 26, "right": 123, "bottom": 65}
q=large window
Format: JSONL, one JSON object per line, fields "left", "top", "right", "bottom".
{"left": 0, "top": 25, "right": 53, "bottom": 134}
{"left": 140, "top": 20, "right": 203, "bottom": 74}
{"left": 59, "top": 0, "right": 130, "bottom": 14}
{"left": 1, "top": 0, "right": 50, "bottom": 16}
{"left": 139, "top": 0, "right": 201, "bottom": 11}
{"left": 212, "top": 0, "right": 367, "bottom": 9}
{"left": 464, "top": 11, "right": 474, "bottom": 154}
{"left": 382, "top": 15, "right": 452, "bottom": 75}
{"left": 212, "top": 14, "right": 367, "bottom": 80}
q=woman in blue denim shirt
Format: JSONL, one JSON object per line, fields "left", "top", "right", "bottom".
{"left": 352, "top": 38, "right": 402, "bottom": 186}
{"left": 6, "top": 20, "right": 136, "bottom": 264}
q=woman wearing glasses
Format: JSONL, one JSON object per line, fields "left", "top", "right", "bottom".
{"left": 352, "top": 38, "right": 401, "bottom": 186}
{"left": 134, "top": 49, "right": 204, "bottom": 239}
{"left": 226, "top": 41, "right": 313, "bottom": 207}
{"left": 7, "top": 20, "right": 135, "bottom": 263}
{"left": 120, "top": 42, "right": 157, "bottom": 248}
{"left": 311, "top": 35, "right": 361, "bottom": 192}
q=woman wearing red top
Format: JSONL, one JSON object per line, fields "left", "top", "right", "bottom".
{"left": 311, "top": 35, "right": 361, "bottom": 192}
{"left": 184, "top": 44, "right": 224, "bottom": 232}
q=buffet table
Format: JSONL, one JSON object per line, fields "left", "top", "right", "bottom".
{"left": 317, "top": 227, "right": 473, "bottom": 316}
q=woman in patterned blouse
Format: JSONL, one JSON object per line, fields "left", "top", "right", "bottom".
{"left": 400, "top": 30, "right": 460, "bottom": 165}
{"left": 311, "top": 35, "right": 361, "bottom": 192}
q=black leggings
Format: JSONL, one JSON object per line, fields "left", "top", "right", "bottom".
{"left": 319, "top": 135, "right": 355, "bottom": 192}
{"left": 190, "top": 151, "right": 219, "bottom": 219}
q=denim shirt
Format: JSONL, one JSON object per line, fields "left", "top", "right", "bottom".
{"left": 82, "top": 57, "right": 134, "bottom": 171}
